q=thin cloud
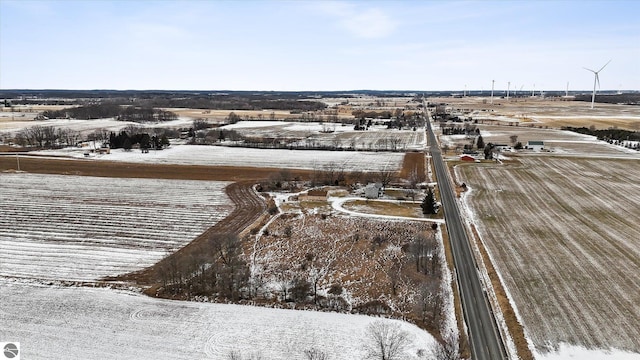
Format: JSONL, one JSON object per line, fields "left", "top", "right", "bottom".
{"left": 314, "top": 1, "right": 396, "bottom": 39}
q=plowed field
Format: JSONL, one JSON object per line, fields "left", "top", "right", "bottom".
{"left": 457, "top": 157, "right": 640, "bottom": 354}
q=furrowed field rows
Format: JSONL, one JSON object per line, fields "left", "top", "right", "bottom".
{"left": 457, "top": 157, "right": 640, "bottom": 355}
{"left": 0, "top": 173, "right": 232, "bottom": 281}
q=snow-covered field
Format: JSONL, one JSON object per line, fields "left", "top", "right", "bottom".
{"left": 0, "top": 117, "right": 194, "bottom": 135}
{"left": 442, "top": 125, "right": 640, "bottom": 158}
{"left": 457, "top": 157, "right": 640, "bottom": 359}
{"left": 0, "top": 172, "right": 442, "bottom": 359}
{"left": 33, "top": 144, "right": 405, "bottom": 172}
{"left": 0, "top": 280, "right": 436, "bottom": 360}
{"left": 221, "top": 120, "right": 427, "bottom": 151}
{"left": 0, "top": 173, "right": 232, "bottom": 281}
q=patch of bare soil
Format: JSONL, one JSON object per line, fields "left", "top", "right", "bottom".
{"left": 399, "top": 151, "right": 426, "bottom": 182}
{"left": 0, "top": 155, "right": 312, "bottom": 181}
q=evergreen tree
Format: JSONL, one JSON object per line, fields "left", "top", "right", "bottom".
{"left": 476, "top": 135, "right": 485, "bottom": 150}
{"left": 123, "top": 137, "right": 132, "bottom": 151}
{"left": 421, "top": 188, "right": 436, "bottom": 215}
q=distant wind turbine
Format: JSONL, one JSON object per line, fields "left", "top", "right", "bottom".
{"left": 584, "top": 60, "right": 611, "bottom": 109}
{"left": 490, "top": 80, "right": 495, "bottom": 104}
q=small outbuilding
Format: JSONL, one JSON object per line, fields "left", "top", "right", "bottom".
{"left": 460, "top": 155, "right": 476, "bottom": 162}
{"left": 302, "top": 189, "right": 329, "bottom": 201}
{"left": 527, "top": 140, "right": 544, "bottom": 151}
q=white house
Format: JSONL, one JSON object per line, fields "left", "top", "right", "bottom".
{"left": 527, "top": 140, "right": 544, "bottom": 151}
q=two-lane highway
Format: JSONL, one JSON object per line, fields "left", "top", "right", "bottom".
{"left": 426, "top": 113, "right": 507, "bottom": 359}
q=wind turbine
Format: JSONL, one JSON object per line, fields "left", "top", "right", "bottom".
{"left": 490, "top": 80, "right": 495, "bottom": 104}
{"left": 584, "top": 60, "right": 611, "bottom": 109}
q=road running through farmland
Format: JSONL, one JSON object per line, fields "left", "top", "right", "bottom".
{"left": 425, "top": 109, "right": 507, "bottom": 360}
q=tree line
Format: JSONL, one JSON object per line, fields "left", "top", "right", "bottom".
{"left": 109, "top": 130, "right": 170, "bottom": 150}
{"left": 8, "top": 124, "right": 173, "bottom": 150}
{"left": 136, "top": 96, "right": 327, "bottom": 112}
{"left": 562, "top": 126, "right": 640, "bottom": 142}
{"left": 41, "top": 104, "right": 177, "bottom": 122}
{"left": 12, "top": 125, "right": 80, "bottom": 148}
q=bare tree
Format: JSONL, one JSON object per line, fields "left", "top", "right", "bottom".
{"left": 364, "top": 321, "right": 412, "bottom": 360}
{"left": 414, "top": 280, "right": 441, "bottom": 325}
{"left": 227, "top": 350, "right": 264, "bottom": 360}
{"left": 389, "top": 136, "right": 402, "bottom": 151}
{"left": 304, "top": 348, "right": 329, "bottom": 360}
{"left": 509, "top": 134, "right": 518, "bottom": 145}
{"left": 377, "top": 165, "right": 396, "bottom": 189}
{"left": 433, "top": 329, "right": 459, "bottom": 360}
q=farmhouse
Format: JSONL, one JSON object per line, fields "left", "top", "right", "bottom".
{"left": 527, "top": 140, "right": 544, "bottom": 151}
{"left": 364, "top": 183, "right": 384, "bottom": 199}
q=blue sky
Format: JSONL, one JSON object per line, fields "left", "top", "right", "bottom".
{"left": 1, "top": 0, "right": 638, "bottom": 91}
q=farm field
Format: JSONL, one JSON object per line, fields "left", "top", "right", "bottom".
{"left": 456, "top": 157, "right": 640, "bottom": 357}
{"left": 0, "top": 173, "right": 232, "bottom": 281}
{"left": 0, "top": 115, "right": 194, "bottom": 135}
{"left": 32, "top": 144, "right": 406, "bottom": 172}
{"left": 439, "top": 124, "right": 639, "bottom": 159}
{"left": 431, "top": 97, "right": 640, "bottom": 131}
{"left": 222, "top": 120, "right": 426, "bottom": 151}
{"left": 0, "top": 280, "right": 436, "bottom": 360}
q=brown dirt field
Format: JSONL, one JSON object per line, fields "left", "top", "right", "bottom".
{"left": 342, "top": 199, "right": 423, "bottom": 218}
{"left": 399, "top": 151, "right": 426, "bottom": 182}
{"left": 164, "top": 108, "right": 299, "bottom": 122}
{"left": 0, "top": 155, "right": 312, "bottom": 181}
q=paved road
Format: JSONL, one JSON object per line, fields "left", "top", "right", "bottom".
{"left": 426, "top": 114, "right": 507, "bottom": 359}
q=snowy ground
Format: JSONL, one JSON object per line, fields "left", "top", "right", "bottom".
{"left": 456, "top": 158, "right": 640, "bottom": 360}
{"left": 0, "top": 117, "right": 194, "bottom": 135}
{"left": 0, "top": 171, "right": 441, "bottom": 360}
{"left": 0, "top": 173, "right": 232, "bottom": 281}
{"left": 32, "top": 144, "right": 405, "bottom": 172}
{"left": 535, "top": 344, "right": 640, "bottom": 360}
{"left": 0, "top": 280, "right": 437, "bottom": 360}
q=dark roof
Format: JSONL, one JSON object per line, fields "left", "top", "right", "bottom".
{"left": 307, "top": 189, "right": 328, "bottom": 197}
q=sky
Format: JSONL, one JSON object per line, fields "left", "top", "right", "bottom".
{"left": 1, "top": 0, "right": 638, "bottom": 91}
